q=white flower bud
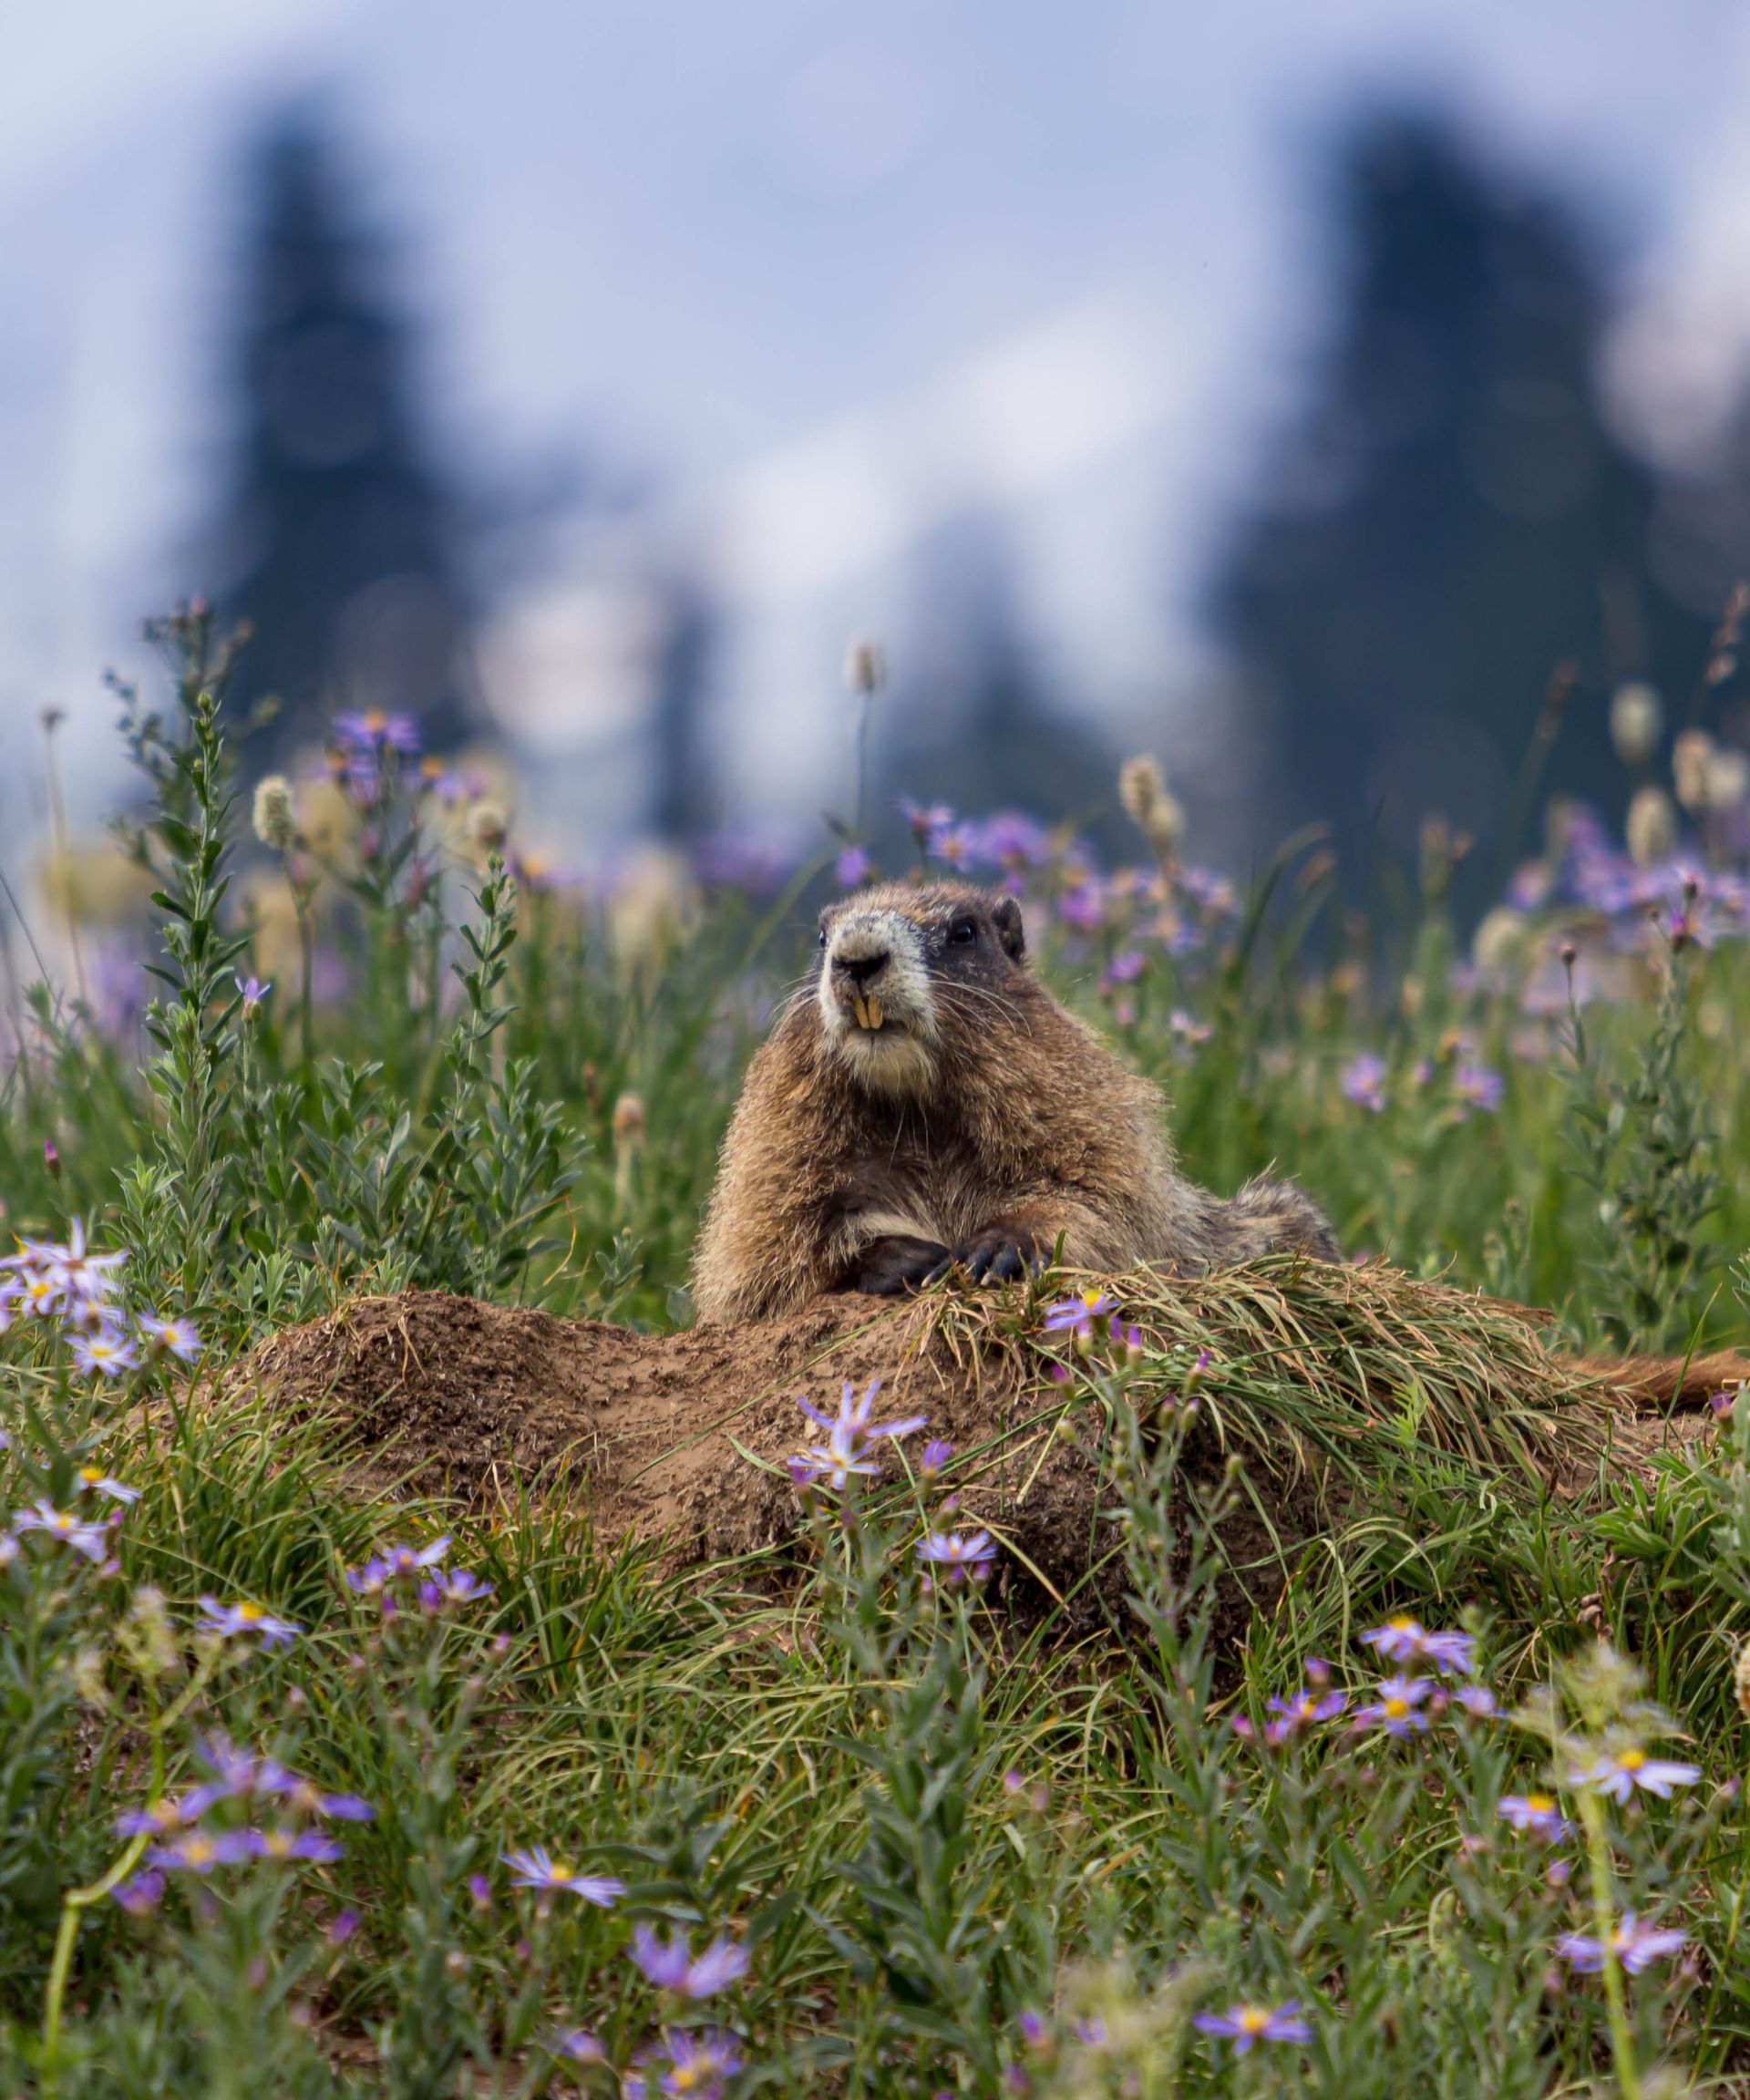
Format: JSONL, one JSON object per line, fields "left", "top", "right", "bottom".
{"left": 251, "top": 775, "right": 297, "bottom": 854}
{"left": 1626, "top": 786, "right": 1676, "bottom": 870}
{"left": 1673, "top": 728, "right": 1715, "bottom": 812}
{"left": 1117, "top": 754, "right": 1185, "bottom": 864}
{"left": 1704, "top": 746, "right": 1749, "bottom": 811}
{"left": 1608, "top": 682, "right": 1662, "bottom": 767}
{"left": 843, "top": 637, "right": 887, "bottom": 697}
{"left": 467, "top": 801, "right": 509, "bottom": 856}
{"left": 1470, "top": 906, "right": 1527, "bottom": 976}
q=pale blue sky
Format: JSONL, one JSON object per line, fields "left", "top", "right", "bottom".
{"left": 3, "top": 0, "right": 1747, "bottom": 847}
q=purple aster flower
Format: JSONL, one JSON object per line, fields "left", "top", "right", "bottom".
{"left": 1453, "top": 1062, "right": 1504, "bottom": 1114}
{"left": 1263, "top": 1682, "right": 1347, "bottom": 1744}
{"left": 197, "top": 1596, "right": 302, "bottom": 1650}
{"left": 553, "top": 2029, "right": 606, "bottom": 2065}
{"left": 631, "top": 1924, "right": 750, "bottom": 1997}
{"left": 334, "top": 707, "right": 420, "bottom": 756}
{"left": 67, "top": 1324, "right": 140, "bottom": 1379}
{"left": 898, "top": 798, "right": 954, "bottom": 846}
{"left": 1454, "top": 1684, "right": 1498, "bottom": 1718}
{"left": 1568, "top": 1746, "right": 1701, "bottom": 1803}
{"left": 468, "top": 1873, "right": 493, "bottom": 1910}
{"left": 789, "top": 1380, "right": 926, "bottom": 1489}
{"left": 1556, "top": 1911, "right": 1688, "bottom": 1975}
{"left": 835, "top": 846, "right": 872, "bottom": 889}
{"left": 1017, "top": 2011, "right": 1048, "bottom": 2050}
{"left": 234, "top": 974, "right": 271, "bottom": 1022}
{"left": 1498, "top": 1794, "right": 1570, "bottom": 1841}
{"left": 77, "top": 1467, "right": 139, "bottom": 1505}
{"left": 115, "top": 1796, "right": 199, "bottom": 1838}
{"left": 13, "top": 1499, "right": 110, "bottom": 1560}
{"left": 271, "top": 1777, "right": 375, "bottom": 1821}
{"left": 249, "top": 1827, "right": 345, "bottom": 1864}
{"left": 110, "top": 1870, "right": 166, "bottom": 1915}
{"left": 418, "top": 1567, "right": 495, "bottom": 1610}
{"left": 1056, "top": 883, "right": 1105, "bottom": 932}
{"left": 1168, "top": 1008, "right": 1213, "bottom": 1045}
{"left": 45, "top": 1220, "right": 129, "bottom": 1308}
{"left": 500, "top": 1846, "right": 624, "bottom": 1905}
{"left": 326, "top": 1909, "right": 361, "bottom": 1945}
{"left": 1106, "top": 948, "right": 1147, "bottom": 984}
{"left": 1042, "top": 1290, "right": 1117, "bottom": 1336}
{"left": 917, "top": 1529, "right": 996, "bottom": 1587}
{"left": 634, "top": 2028, "right": 743, "bottom": 2099}
{"left": 1361, "top": 1617, "right": 1477, "bottom": 1676}
{"left": 344, "top": 1538, "right": 452, "bottom": 1593}
{"left": 1192, "top": 2002, "right": 1312, "bottom": 2054}
{"left": 147, "top": 1830, "right": 257, "bottom": 1873}
{"left": 1340, "top": 1054, "right": 1388, "bottom": 1113}
{"left": 919, "top": 1437, "right": 953, "bottom": 1478}
{"left": 137, "top": 1312, "right": 201, "bottom": 1362}
{"left": 1354, "top": 1674, "right": 1434, "bottom": 1738}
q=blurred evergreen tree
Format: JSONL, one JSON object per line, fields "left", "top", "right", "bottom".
{"left": 211, "top": 106, "right": 476, "bottom": 770}
{"left": 1211, "top": 112, "right": 1712, "bottom": 912}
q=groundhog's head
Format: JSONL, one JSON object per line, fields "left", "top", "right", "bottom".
{"left": 813, "top": 880, "right": 1027, "bottom": 1096}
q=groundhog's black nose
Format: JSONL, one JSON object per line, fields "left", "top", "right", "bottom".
{"left": 834, "top": 950, "right": 889, "bottom": 988}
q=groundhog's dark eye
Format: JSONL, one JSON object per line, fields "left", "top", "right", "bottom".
{"left": 818, "top": 928, "right": 828, "bottom": 949}
{"left": 949, "top": 918, "right": 978, "bottom": 946}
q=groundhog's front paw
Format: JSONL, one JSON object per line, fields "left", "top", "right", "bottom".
{"left": 850, "top": 1234, "right": 954, "bottom": 1297}
{"left": 946, "top": 1223, "right": 1046, "bottom": 1285}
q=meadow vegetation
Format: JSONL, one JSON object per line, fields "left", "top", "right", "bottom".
{"left": 2, "top": 605, "right": 1749, "bottom": 2095}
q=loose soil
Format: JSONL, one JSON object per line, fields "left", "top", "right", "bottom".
{"left": 236, "top": 1274, "right": 1733, "bottom": 1626}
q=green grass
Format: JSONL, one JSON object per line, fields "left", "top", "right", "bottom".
{"left": 1, "top": 605, "right": 1749, "bottom": 2095}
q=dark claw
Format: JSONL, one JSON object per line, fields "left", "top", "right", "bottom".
{"left": 948, "top": 1230, "right": 1043, "bottom": 1287}
{"left": 850, "top": 1234, "right": 952, "bottom": 1297}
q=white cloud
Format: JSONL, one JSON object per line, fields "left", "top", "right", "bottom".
{"left": 707, "top": 292, "right": 1188, "bottom": 604}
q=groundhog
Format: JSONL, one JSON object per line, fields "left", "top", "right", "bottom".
{"left": 690, "top": 880, "right": 1338, "bottom": 1324}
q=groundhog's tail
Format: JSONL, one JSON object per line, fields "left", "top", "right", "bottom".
{"left": 1556, "top": 1349, "right": 1750, "bottom": 1410}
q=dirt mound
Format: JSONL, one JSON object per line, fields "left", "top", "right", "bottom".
{"left": 235, "top": 1264, "right": 1715, "bottom": 1618}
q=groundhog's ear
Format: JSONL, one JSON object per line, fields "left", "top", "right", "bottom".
{"left": 991, "top": 894, "right": 1025, "bottom": 962}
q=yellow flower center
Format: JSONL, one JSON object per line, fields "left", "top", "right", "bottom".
{"left": 262, "top": 1832, "right": 293, "bottom": 1857}
{"left": 51, "top": 1514, "right": 73, "bottom": 1533}
{"left": 234, "top": 1602, "right": 263, "bottom": 1624}
{"left": 1384, "top": 1698, "right": 1410, "bottom": 1720}
{"left": 364, "top": 709, "right": 387, "bottom": 734}
{"left": 1388, "top": 1615, "right": 1417, "bottom": 1632}
{"left": 1237, "top": 2008, "right": 1271, "bottom": 2035}
{"left": 1525, "top": 1794, "right": 1555, "bottom": 1813}
{"left": 1079, "top": 1290, "right": 1105, "bottom": 1310}
{"left": 185, "top": 1839, "right": 215, "bottom": 1867}
{"left": 549, "top": 1861, "right": 573, "bottom": 1882}
{"left": 1619, "top": 1748, "right": 1646, "bottom": 1772}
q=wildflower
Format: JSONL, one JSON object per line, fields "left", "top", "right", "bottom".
{"left": 631, "top": 2028, "right": 743, "bottom": 2099}
{"left": 1340, "top": 1054, "right": 1387, "bottom": 1113}
{"left": 1354, "top": 1674, "right": 1433, "bottom": 1738}
{"left": 77, "top": 1467, "right": 139, "bottom": 1504}
{"left": 500, "top": 1846, "right": 624, "bottom": 1905}
{"left": 326, "top": 1909, "right": 361, "bottom": 1945}
{"left": 335, "top": 707, "right": 420, "bottom": 757}
{"left": 844, "top": 637, "right": 887, "bottom": 696}
{"left": 344, "top": 1538, "right": 452, "bottom": 1593}
{"left": 899, "top": 798, "right": 954, "bottom": 846}
{"left": 1192, "top": 2002, "right": 1312, "bottom": 2054}
{"left": 1042, "top": 1289, "right": 1117, "bottom": 1337}
{"left": 919, "top": 1437, "right": 953, "bottom": 1478}
{"left": 116, "top": 1796, "right": 199, "bottom": 1838}
{"left": 467, "top": 802, "right": 510, "bottom": 857}
{"left": 45, "top": 1219, "right": 129, "bottom": 1307}
{"left": 554, "top": 2029, "right": 607, "bottom": 2065}
{"left": 468, "top": 1873, "right": 492, "bottom": 1909}
{"left": 917, "top": 1529, "right": 996, "bottom": 1586}
{"left": 234, "top": 974, "right": 271, "bottom": 1022}
{"left": 1453, "top": 1062, "right": 1504, "bottom": 1114}
{"left": 274, "top": 1778, "right": 376, "bottom": 1822}
{"left": 198, "top": 1596, "right": 303, "bottom": 1651}
{"left": 138, "top": 1312, "right": 201, "bottom": 1362}
{"left": 631, "top": 1923, "right": 750, "bottom": 1997}
{"left": 68, "top": 1324, "right": 140, "bottom": 1379}
{"left": 110, "top": 1871, "right": 166, "bottom": 1915}
{"left": 835, "top": 846, "right": 871, "bottom": 889}
{"left": 147, "top": 1830, "right": 257, "bottom": 1873}
{"left": 13, "top": 1499, "right": 110, "bottom": 1560}
{"left": 250, "top": 1827, "right": 345, "bottom": 1864}
{"left": 1498, "top": 1794, "right": 1570, "bottom": 1841}
{"left": 1454, "top": 1684, "right": 1498, "bottom": 1719}
{"left": 1117, "top": 754, "right": 1186, "bottom": 866}
{"left": 789, "top": 1380, "right": 925, "bottom": 1490}
{"left": 252, "top": 774, "right": 299, "bottom": 852}
{"left": 1556, "top": 1911, "right": 1688, "bottom": 1976}
{"left": 1264, "top": 1680, "right": 1346, "bottom": 1744}
{"left": 1569, "top": 1745, "right": 1701, "bottom": 1803}
{"left": 43, "top": 1138, "right": 60, "bottom": 1177}
{"left": 1105, "top": 948, "right": 1147, "bottom": 984}
{"left": 418, "top": 1567, "right": 495, "bottom": 1610}
{"left": 1168, "top": 1007, "right": 1213, "bottom": 1045}
{"left": 1056, "top": 884, "right": 1105, "bottom": 932}
{"left": 1610, "top": 681, "right": 1662, "bottom": 767}
{"left": 1361, "top": 1617, "right": 1477, "bottom": 1677}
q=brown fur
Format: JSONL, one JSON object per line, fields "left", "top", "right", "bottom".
{"left": 1563, "top": 1350, "right": 1750, "bottom": 1410}
{"left": 691, "top": 880, "right": 1339, "bottom": 1323}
